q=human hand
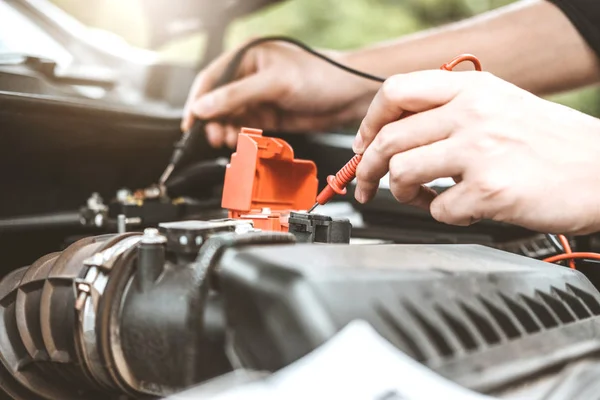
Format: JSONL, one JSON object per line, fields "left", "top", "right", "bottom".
{"left": 182, "top": 41, "right": 379, "bottom": 148}
{"left": 353, "top": 70, "right": 600, "bottom": 235}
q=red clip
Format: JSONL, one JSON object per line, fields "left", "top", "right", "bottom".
{"left": 221, "top": 127, "right": 318, "bottom": 231}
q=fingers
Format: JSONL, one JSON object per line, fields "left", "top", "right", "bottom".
{"left": 353, "top": 70, "right": 472, "bottom": 153}
{"left": 184, "top": 73, "right": 282, "bottom": 149}
{"left": 200, "top": 103, "right": 363, "bottom": 149}
{"left": 204, "top": 123, "right": 242, "bottom": 149}
{"left": 225, "top": 125, "right": 240, "bottom": 148}
{"left": 430, "top": 183, "right": 484, "bottom": 226}
{"left": 205, "top": 122, "right": 226, "bottom": 148}
{"left": 190, "top": 74, "right": 281, "bottom": 122}
{"left": 202, "top": 106, "right": 282, "bottom": 149}
{"left": 182, "top": 49, "right": 240, "bottom": 131}
{"left": 385, "top": 139, "right": 464, "bottom": 204}
{"left": 354, "top": 106, "right": 456, "bottom": 202}
{"left": 392, "top": 185, "right": 438, "bottom": 211}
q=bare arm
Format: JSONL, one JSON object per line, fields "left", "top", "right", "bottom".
{"left": 184, "top": 0, "right": 600, "bottom": 147}
{"left": 345, "top": 0, "right": 600, "bottom": 96}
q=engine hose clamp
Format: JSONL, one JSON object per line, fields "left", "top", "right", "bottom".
{"left": 74, "top": 234, "right": 143, "bottom": 391}
{"left": 83, "top": 235, "right": 144, "bottom": 271}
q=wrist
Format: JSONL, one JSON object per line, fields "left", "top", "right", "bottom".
{"left": 337, "top": 49, "right": 382, "bottom": 103}
{"left": 338, "top": 48, "right": 384, "bottom": 78}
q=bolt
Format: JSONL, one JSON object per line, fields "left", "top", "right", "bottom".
{"left": 77, "top": 283, "right": 91, "bottom": 293}
{"left": 75, "top": 292, "right": 88, "bottom": 311}
{"left": 179, "top": 236, "right": 189, "bottom": 246}
{"left": 195, "top": 236, "right": 203, "bottom": 246}
{"left": 117, "top": 214, "right": 126, "bottom": 234}
{"left": 141, "top": 228, "right": 167, "bottom": 244}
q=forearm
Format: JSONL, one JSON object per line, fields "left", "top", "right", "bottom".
{"left": 345, "top": 0, "right": 600, "bottom": 96}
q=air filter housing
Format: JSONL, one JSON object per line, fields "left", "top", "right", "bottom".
{"left": 217, "top": 244, "right": 600, "bottom": 394}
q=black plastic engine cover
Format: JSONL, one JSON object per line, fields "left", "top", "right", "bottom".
{"left": 217, "top": 244, "right": 600, "bottom": 394}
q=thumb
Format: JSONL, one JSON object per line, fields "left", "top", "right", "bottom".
{"left": 190, "top": 74, "right": 281, "bottom": 121}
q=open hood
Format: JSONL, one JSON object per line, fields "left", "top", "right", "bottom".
{"left": 140, "top": 0, "right": 287, "bottom": 49}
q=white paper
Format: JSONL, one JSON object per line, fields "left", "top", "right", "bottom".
{"left": 205, "top": 320, "right": 496, "bottom": 400}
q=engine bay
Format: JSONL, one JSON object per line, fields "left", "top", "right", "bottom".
{"left": 5, "top": 1, "right": 600, "bottom": 398}
{"left": 3, "top": 122, "right": 600, "bottom": 399}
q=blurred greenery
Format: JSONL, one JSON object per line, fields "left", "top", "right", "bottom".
{"left": 50, "top": 0, "right": 600, "bottom": 115}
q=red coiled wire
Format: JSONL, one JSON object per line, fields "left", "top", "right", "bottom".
{"left": 333, "top": 154, "right": 362, "bottom": 188}
{"left": 325, "top": 55, "right": 481, "bottom": 197}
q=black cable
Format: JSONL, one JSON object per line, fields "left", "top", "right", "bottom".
{"left": 219, "top": 36, "right": 386, "bottom": 84}
{"left": 163, "top": 36, "right": 386, "bottom": 182}
{"left": 0, "top": 211, "right": 82, "bottom": 233}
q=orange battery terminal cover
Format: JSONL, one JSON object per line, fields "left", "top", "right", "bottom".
{"left": 221, "top": 127, "right": 318, "bottom": 231}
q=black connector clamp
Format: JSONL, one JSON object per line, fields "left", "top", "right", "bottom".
{"left": 288, "top": 212, "right": 351, "bottom": 244}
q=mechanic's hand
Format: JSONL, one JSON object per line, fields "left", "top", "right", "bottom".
{"left": 182, "top": 41, "right": 379, "bottom": 148}
{"left": 353, "top": 70, "right": 600, "bottom": 235}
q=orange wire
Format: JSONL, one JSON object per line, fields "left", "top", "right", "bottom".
{"left": 441, "top": 54, "right": 483, "bottom": 72}
{"left": 557, "top": 234, "right": 576, "bottom": 269}
{"left": 544, "top": 252, "right": 600, "bottom": 264}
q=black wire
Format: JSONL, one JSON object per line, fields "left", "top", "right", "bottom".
{"left": 215, "top": 36, "right": 387, "bottom": 86}
{"left": 168, "top": 36, "right": 386, "bottom": 175}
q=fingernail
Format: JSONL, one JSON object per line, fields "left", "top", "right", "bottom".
{"left": 353, "top": 134, "right": 364, "bottom": 153}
